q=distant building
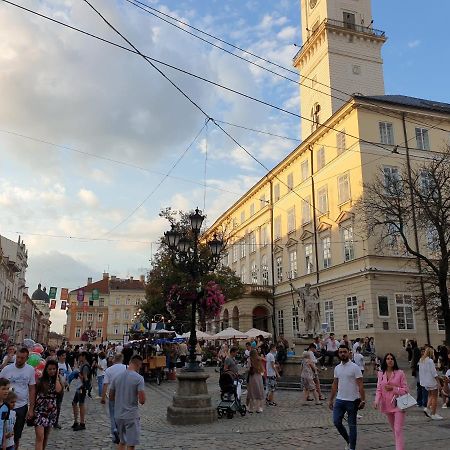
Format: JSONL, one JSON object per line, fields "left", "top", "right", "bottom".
{"left": 65, "top": 273, "right": 145, "bottom": 344}
{"left": 31, "top": 284, "right": 51, "bottom": 345}
{"left": 0, "top": 235, "right": 27, "bottom": 343}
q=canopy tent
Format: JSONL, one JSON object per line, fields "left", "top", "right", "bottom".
{"left": 212, "top": 327, "right": 248, "bottom": 340}
{"left": 182, "top": 330, "right": 214, "bottom": 340}
{"left": 245, "top": 328, "right": 272, "bottom": 338}
{"left": 147, "top": 329, "right": 176, "bottom": 336}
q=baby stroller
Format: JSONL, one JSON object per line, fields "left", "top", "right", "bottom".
{"left": 217, "top": 371, "right": 247, "bottom": 419}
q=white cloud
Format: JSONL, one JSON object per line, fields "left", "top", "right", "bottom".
{"left": 77, "top": 188, "right": 99, "bottom": 208}
{"left": 408, "top": 40, "right": 421, "bottom": 48}
{"left": 277, "top": 26, "right": 297, "bottom": 41}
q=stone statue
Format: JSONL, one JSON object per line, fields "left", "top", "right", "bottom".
{"left": 291, "top": 283, "right": 321, "bottom": 335}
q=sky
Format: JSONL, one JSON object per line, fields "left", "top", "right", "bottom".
{"left": 0, "top": 0, "right": 449, "bottom": 333}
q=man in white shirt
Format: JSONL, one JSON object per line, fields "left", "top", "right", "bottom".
{"left": 265, "top": 344, "right": 280, "bottom": 406}
{"left": 100, "top": 353, "right": 127, "bottom": 444}
{"left": 0, "top": 347, "right": 36, "bottom": 450}
{"left": 328, "top": 345, "right": 365, "bottom": 450}
{"left": 324, "top": 333, "right": 339, "bottom": 367}
{"left": 352, "top": 338, "right": 361, "bottom": 355}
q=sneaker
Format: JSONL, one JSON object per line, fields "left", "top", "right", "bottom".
{"left": 71, "top": 422, "right": 79, "bottom": 429}
{"left": 423, "top": 407, "right": 431, "bottom": 418}
{"left": 73, "top": 423, "right": 86, "bottom": 431}
{"left": 344, "top": 444, "right": 350, "bottom": 450}
{"left": 442, "top": 404, "right": 448, "bottom": 409}
{"left": 357, "top": 414, "right": 363, "bottom": 419}
{"left": 431, "top": 414, "right": 443, "bottom": 420}
{"left": 112, "top": 431, "right": 120, "bottom": 444}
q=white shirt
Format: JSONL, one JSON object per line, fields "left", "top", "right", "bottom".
{"left": 352, "top": 342, "right": 361, "bottom": 354}
{"left": 5, "top": 409, "right": 15, "bottom": 448}
{"left": 116, "top": 344, "right": 124, "bottom": 354}
{"left": 325, "top": 338, "right": 339, "bottom": 352}
{"left": 445, "top": 369, "right": 450, "bottom": 379}
{"left": 0, "top": 363, "right": 36, "bottom": 408}
{"left": 97, "top": 358, "right": 107, "bottom": 377}
{"left": 353, "top": 353, "right": 365, "bottom": 371}
{"left": 2, "top": 354, "right": 15, "bottom": 366}
{"left": 104, "top": 363, "right": 127, "bottom": 386}
{"left": 266, "top": 352, "right": 276, "bottom": 377}
{"left": 334, "top": 361, "right": 363, "bottom": 401}
{"left": 418, "top": 357, "right": 438, "bottom": 389}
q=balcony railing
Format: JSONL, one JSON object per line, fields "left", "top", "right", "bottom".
{"left": 293, "top": 18, "right": 385, "bottom": 62}
{"left": 243, "top": 284, "right": 272, "bottom": 297}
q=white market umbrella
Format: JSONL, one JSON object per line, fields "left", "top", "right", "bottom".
{"left": 245, "top": 328, "right": 272, "bottom": 338}
{"left": 182, "top": 330, "right": 214, "bottom": 340}
{"left": 213, "top": 327, "right": 248, "bottom": 340}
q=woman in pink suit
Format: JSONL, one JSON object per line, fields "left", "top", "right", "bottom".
{"left": 373, "top": 353, "right": 408, "bottom": 450}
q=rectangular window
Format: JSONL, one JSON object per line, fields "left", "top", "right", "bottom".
{"left": 378, "top": 296, "right": 389, "bottom": 317}
{"left": 114, "top": 327, "right": 119, "bottom": 335}
{"left": 322, "top": 236, "right": 331, "bottom": 268}
{"left": 343, "top": 226, "right": 355, "bottom": 261}
{"left": 324, "top": 300, "right": 335, "bottom": 332}
{"left": 383, "top": 166, "right": 400, "bottom": 195}
{"left": 301, "top": 196, "right": 311, "bottom": 224}
{"left": 232, "top": 244, "right": 238, "bottom": 262}
{"left": 438, "top": 315, "right": 445, "bottom": 331}
{"left": 337, "top": 130, "right": 346, "bottom": 154}
{"left": 249, "top": 231, "right": 256, "bottom": 253}
{"left": 75, "top": 328, "right": 81, "bottom": 338}
{"left": 250, "top": 203, "right": 255, "bottom": 216}
{"left": 289, "top": 250, "right": 297, "bottom": 278}
{"left": 76, "top": 312, "right": 82, "bottom": 321}
{"left": 274, "top": 215, "right": 282, "bottom": 239}
{"left": 276, "top": 256, "right": 283, "bottom": 283}
{"left": 395, "top": 294, "right": 415, "bottom": 330}
{"left": 115, "top": 298, "right": 120, "bottom": 305}
{"left": 343, "top": 12, "right": 356, "bottom": 29}
{"left": 317, "top": 147, "right": 325, "bottom": 170}
{"left": 250, "top": 262, "right": 258, "bottom": 284}
{"left": 96, "top": 328, "right": 102, "bottom": 338}
{"left": 260, "top": 226, "right": 268, "bottom": 246}
{"left": 301, "top": 161, "right": 309, "bottom": 181}
{"left": 292, "top": 307, "right": 299, "bottom": 333}
{"left": 287, "top": 173, "right": 294, "bottom": 190}
{"left": 114, "top": 311, "right": 120, "bottom": 320}
{"left": 305, "top": 243, "right": 313, "bottom": 274}
{"left": 99, "top": 298, "right": 104, "bottom": 307}
{"left": 318, "top": 186, "right": 328, "bottom": 214}
{"left": 126, "top": 298, "right": 131, "bottom": 305}
{"left": 260, "top": 194, "right": 266, "bottom": 210}
{"left": 124, "top": 311, "right": 130, "bottom": 320}
{"left": 277, "top": 310, "right": 284, "bottom": 335}
{"left": 98, "top": 313, "right": 104, "bottom": 322}
{"left": 338, "top": 173, "right": 351, "bottom": 203}
{"left": 415, "top": 128, "right": 430, "bottom": 150}
{"left": 87, "top": 313, "right": 93, "bottom": 322}
{"left": 274, "top": 183, "right": 280, "bottom": 201}
{"left": 261, "top": 255, "right": 269, "bottom": 286}
{"left": 379, "top": 122, "right": 394, "bottom": 145}
{"left": 240, "top": 239, "right": 246, "bottom": 259}
{"left": 287, "top": 207, "right": 296, "bottom": 233}
{"left": 426, "top": 226, "right": 439, "bottom": 253}
{"left": 240, "top": 266, "right": 246, "bottom": 283}
{"left": 240, "top": 210, "right": 246, "bottom": 224}
{"left": 346, "top": 296, "right": 359, "bottom": 331}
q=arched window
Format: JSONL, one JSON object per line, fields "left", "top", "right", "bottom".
{"left": 311, "top": 103, "right": 321, "bottom": 132}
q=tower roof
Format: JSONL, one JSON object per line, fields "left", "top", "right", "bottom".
{"left": 31, "top": 283, "right": 50, "bottom": 302}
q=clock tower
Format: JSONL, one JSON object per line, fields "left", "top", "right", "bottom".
{"left": 294, "top": 0, "right": 387, "bottom": 140}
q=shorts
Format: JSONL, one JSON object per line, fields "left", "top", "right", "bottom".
{"left": 14, "top": 405, "right": 28, "bottom": 443}
{"left": 72, "top": 387, "right": 87, "bottom": 405}
{"left": 115, "top": 418, "right": 141, "bottom": 446}
{"left": 267, "top": 376, "right": 277, "bottom": 392}
{"left": 425, "top": 385, "right": 438, "bottom": 391}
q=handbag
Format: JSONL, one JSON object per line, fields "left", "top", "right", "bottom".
{"left": 395, "top": 393, "right": 417, "bottom": 410}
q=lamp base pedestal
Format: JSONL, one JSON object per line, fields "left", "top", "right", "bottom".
{"left": 166, "top": 370, "right": 217, "bottom": 425}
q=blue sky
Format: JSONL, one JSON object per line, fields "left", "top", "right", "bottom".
{"left": 0, "top": 0, "right": 448, "bottom": 332}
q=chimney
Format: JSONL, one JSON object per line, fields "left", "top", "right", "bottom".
{"left": 87, "top": 277, "right": 92, "bottom": 285}
{"left": 103, "top": 272, "right": 109, "bottom": 280}
{"left": 140, "top": 275, "right": 145, "bottom": 283}
{"left": 129, "top": 276, "right": 133, "bottom": 281}
{"left": 111, "top": 275, "right": 116, "bottom": 281}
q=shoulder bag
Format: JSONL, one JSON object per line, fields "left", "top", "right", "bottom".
{"left": 395, "top": 393, "right": 417, "bottom": 410}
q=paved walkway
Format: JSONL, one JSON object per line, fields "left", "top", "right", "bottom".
{"left": 20, "top": 369, "right": 450, "bottom": 449}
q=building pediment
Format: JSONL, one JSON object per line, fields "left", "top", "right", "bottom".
{"left": 285, "top": 237, "right": 298, "bottom": 248}
{"left": 299, "top": 230, "right": 313, "bottom": 241}
{"left": 274, "top": 244, "right": 283, "bottom": 254}
{"left": 317, "top": 217, "right": 333, "bottom": 233}
{"left": 335, "top": 211, "right": 354, "bottom": 225}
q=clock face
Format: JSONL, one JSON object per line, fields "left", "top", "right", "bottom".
{"left": 309, "top": 0, "right": 318, "bottom": 9}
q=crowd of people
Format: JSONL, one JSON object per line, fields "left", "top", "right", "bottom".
{"left": 0, "top": 334, "right": 447, "bottom": 450}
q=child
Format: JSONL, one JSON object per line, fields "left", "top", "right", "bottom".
{"left": 0, "top": 377, "right": 11, "bottom": 450}
{"left": 3, "top": 391, "right": 16, "bottom": 450}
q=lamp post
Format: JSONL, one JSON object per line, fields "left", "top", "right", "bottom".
{"left": 164, "top": 207, "right": 223, "bottom": 424}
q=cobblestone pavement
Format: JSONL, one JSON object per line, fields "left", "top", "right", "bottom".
{"left": 19, "top": 369, "right": 450, "bottom": 449}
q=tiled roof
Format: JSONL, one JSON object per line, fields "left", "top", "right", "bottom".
{"left": 109, "top": 279, "right": 145, "bottom": 290}
{"left": 69, "top": 277, "right": 109, "bottom": 294}
{"left": 354, "top": 94, "right": 450, "bottom": 114}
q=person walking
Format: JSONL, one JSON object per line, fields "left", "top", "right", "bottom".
{"left": 328, "top": 345, "right": 366, "bottom": 450}
{"left": 100, "top": 353, "right": 126, "bottom": 444}
{"left": 374, "top": 353, "right": 408, "bottom": 450}
{"left": 301, "top": 351, "right": 322, "bottom": 406}
{"left": 55, "top": 350, "right": 71, "bottom": 429}
{"left": 419, "top": 347, "right": 443, "bottom": 420}
{"left": 265, "top": 344, "right": 280, "bottom": 407}
{"left": 33, "top": 360, "right": 63, "bottom": 450}
{"left": 109, "top": 355, "right": 146, "bottom": 450}
{"left": 246, "top": 349, "right": 264, "bottom": 413}
{"left": 96, "top": 352, "right": 107, "bottom": 398}
{"left": 0, "top": 345, "right": 16, "bottom": 370}
{"left": 71, "top": 352, "right": 91, "bottom": 431}
{"left": 0, "top": 347, "right": 36, "bottom": 450}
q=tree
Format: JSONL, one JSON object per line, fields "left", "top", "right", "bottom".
{"left": 356, "top": 148, "right": 450, "bottom": 344}
{"left": 142, "top": 208, "right": 244, "bottom": 327}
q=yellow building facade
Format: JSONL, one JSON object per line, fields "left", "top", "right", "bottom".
{"left": 204, "top": 0, "right": 450, "bottom": 353}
